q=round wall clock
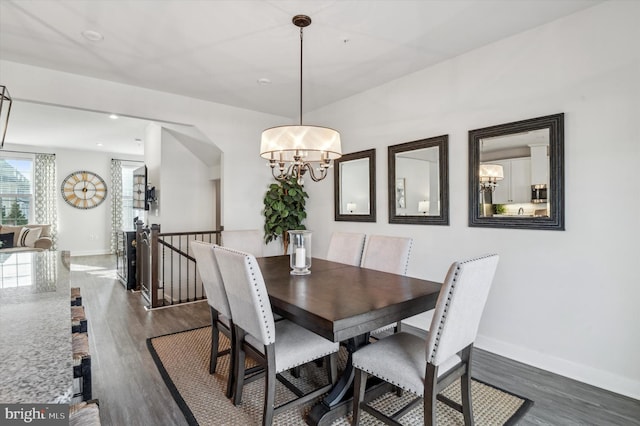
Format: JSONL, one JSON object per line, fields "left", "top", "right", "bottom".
{"left": 61, "top": 170, "right": 108, "bottom": 209}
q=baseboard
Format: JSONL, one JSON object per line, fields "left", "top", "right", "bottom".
{"left": 475, "top": 334, "right": 640, "bottom": 400}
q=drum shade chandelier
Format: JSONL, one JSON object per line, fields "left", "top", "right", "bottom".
{"left": 260, "top": 15, "right": 342, "bottom": 184}
{"left": 479, "top": 163, "right": 504, "bottom": 193}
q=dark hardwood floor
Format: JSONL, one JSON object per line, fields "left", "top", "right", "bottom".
{"left": 72, "top": 255, "right": 640, "bottom": 426}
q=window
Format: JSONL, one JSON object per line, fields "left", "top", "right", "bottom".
{"left": 0, "top": 155, "right": 34, "bottom": 225}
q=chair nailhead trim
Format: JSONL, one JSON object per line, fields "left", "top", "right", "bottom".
{"left": 403, "top": 239, "right": 413, "bottom": 274}
{"left": 245, "top": 252, "right": 273, "bottom": 342}
{"left": 281, "top": 350, "right": 337, "bottom": 372}
{"left": 429, "top": 253, "right": 497, "bottom": 363}
{"left": 356, "top": 366, "right": 419, "bottom": 396}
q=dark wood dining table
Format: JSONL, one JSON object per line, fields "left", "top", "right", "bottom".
{"left": 257, "top": 255, "right": 442, "bottom": 426}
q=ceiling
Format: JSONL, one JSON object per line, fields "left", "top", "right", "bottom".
{"left": 5, "top": 101, "right": 150, "bottom": 155}
{"left": 0, "top": 0, "right": 601, "bottom": 155}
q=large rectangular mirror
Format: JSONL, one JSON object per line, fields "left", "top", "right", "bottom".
{"left": 468, "top": 113, "right": 564, "bottom": 230}
{"left": 334, "top": 149, "right": 376, "bottom": 222}
{"left": 388, "top": 135, "right": 449, "bottom": 225}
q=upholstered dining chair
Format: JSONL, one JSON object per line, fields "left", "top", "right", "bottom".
{"left": 351, "top": 254, "right": 499, "bottom": 426}
{"left": 222, "top": 229, "right": 264, "bottom": 257}
{"left": 360, "top": 235, "right": 413, "bottom": 334}
{"left": 213, "top": 245, "right": 340, "bottom": 426}
{"left": 326, "top": 232, "right": 366, "bottom": 266}
{"left": 190, "top": 241, "right": 235, "bottom": 397}
{"left": 360, "top": 234, "right": 412, "bottom": 274}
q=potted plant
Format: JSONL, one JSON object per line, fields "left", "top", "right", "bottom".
{"left": 263, "top": 177, "right": 308, "bottom": 254}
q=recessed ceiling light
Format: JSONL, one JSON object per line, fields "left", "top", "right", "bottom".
{"left": 109, "top": 114, "right": 118, "bottom": 120}
{"left": 81, "top": 30, "right": 104, "bottom": 42}
{"left": 96, "top": 143, "right": 103, "bottom": 147}
{"left": 257, "top": 78, "right": 271, "bottom": 85}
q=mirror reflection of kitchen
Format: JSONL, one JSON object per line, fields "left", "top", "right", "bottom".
{"left": 479, "top": 129, "right": 549, "bottom": 218}
{"left": 395, "top": 146, "right": 440, "bottom": 216}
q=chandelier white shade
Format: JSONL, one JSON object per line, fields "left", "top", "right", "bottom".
{"left": 479, "top": 164, "right": 504, "bottom": 183}
{"left": 260, "top": 125, "right": 342, "bottom": 163}
{"left": 261, "top": 15, "right": 342, "bottom": 183}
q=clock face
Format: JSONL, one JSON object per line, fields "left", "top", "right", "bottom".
{"left": 61, "top": 171, "right": 108, "bottom": 209}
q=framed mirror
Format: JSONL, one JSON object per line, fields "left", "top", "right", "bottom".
{"left": 468, "top": 113, "right": 564, "bottom": 230}
{"left": 388, "top": 135, "right": 449, "bottom": 225}
{"left": 334, "top": 149, "right": 376, "bottom": 222}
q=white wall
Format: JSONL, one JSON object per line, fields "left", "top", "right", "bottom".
{"left": 303, "top": 1, "right": 640, "bottom": 398}
{"left": 1, "top": 143, "right": 143, "bottom": 255}
{"left": 155, "top": 127, "right": 216, "bottom": 232}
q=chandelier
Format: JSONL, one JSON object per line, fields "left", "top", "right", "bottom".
{"left": 260, "top": 15, "right": 342, "bottom": 184}
{"left": 479, "top": 164, "right": 504, "bottom": 193}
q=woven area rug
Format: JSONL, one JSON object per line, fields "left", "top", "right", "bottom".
{"left": 147, "top": 326, "right": 532, "bottom": 425}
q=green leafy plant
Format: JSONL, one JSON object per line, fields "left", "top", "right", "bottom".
{"left": 263, "top": 177, "right": 308, "bottom": 254}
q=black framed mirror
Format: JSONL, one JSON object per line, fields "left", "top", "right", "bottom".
{"left": 388, "top": 135, "right": 449, "bottom": 225}
{"left": 334, "top": 149, "right": 376, "bottom": 222}
{"left": 469, "top": 113, "right": 564, "bottom": 230}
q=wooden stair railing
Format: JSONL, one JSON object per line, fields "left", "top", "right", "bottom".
{"left": 136, "top": 221, "right": 222, "bottom": 309}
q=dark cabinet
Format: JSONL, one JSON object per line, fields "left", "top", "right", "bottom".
{"left": 116, "top": 231, "right": 137, "bottom": 290}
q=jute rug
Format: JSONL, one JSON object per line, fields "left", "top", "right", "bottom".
{"left": 147, "top": 326, "right": 532, "bottom": 425}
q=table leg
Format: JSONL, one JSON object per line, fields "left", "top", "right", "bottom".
{"left": 307, "top": 333, "right": 372, "bottom": 426}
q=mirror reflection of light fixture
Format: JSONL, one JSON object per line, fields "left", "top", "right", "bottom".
{"left": 479, "top": 164, "right": 504, "bottom": 192}
{"left": 418, "top": 200, "right": 430, "bottom": 215}
{"left": 0, "top": 85, "right": 13, "bottom": 149}
{"left": 260, "top": 15, "right": 342, "bottom": 184}
{"left": 346, "top": 202, "right": 357, "bottom": 213}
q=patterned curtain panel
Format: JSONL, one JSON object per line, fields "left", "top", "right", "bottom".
{"left": 33, "top": 153, "right": 58, "bottom": 250}
{"left": 110, "top": 159, "right": 123, "bottom": 254}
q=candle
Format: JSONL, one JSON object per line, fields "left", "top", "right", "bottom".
{"left": 295, "top": 247, "right": 306, "bottom": 268}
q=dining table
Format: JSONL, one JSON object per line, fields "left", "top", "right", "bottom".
{"left": 257, "top": 255, "right": 442, "bottom": 426}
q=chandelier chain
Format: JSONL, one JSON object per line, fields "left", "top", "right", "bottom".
{"left": 299, "top": 26, "right": 304, "bottom": 126}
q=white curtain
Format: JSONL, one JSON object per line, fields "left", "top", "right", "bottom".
{"left": 110, "top": 159, "right": 123, "bottom": 254}
{"left": 33, "top": 153, "right": 58, "bottom": 250}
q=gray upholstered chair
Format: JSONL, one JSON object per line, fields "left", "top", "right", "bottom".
{"left": 326, "top": 232, "right": 366, "bottom": 266}
{"left": 222, "top": 229, "right": 264, "bottom": 257}
{"left": 360, "top": 235, "right": 413, "bottom": 334}
{"left": 213, "top": 245, "right": 340, "bottom": 426}
{"left": 360, "top": 235, "right": 412, "bottom": 275}
{"left": 190, "top": 241, "right": 234, "bottom": 397}
{"left": 351, "top": 254, "right": 499, "bottom": 426}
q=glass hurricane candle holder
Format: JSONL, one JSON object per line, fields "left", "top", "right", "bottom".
{"left": 288, "top": 230, "right": 312, "bottom": 275}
